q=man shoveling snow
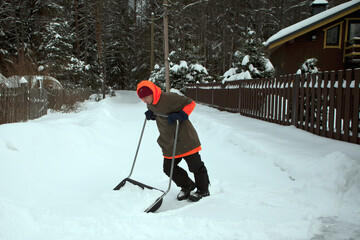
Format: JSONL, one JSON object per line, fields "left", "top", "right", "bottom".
{"left": 136, "top": 80, "right": 210, "bottom": 202}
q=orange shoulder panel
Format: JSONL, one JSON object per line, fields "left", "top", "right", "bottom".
{"left": 182, "top": 101, "right": 195, "bottom": 116}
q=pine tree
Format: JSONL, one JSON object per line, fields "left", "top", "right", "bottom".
{"left": 40, "top": 16, "right": 74, "bottom": 81}
{"left": 0, "top": 1, "right": 10, "bottom": 73}
{"left": 102, "top": 0, "right": 134, "bottom": 90}
{"left": 73, "top": 0, "right": 101, "bottom": 90}
{"left": 0, "top": 0, "right": 350, "bottom": 89}
{"left": 0, "top": 0, "right": 37, "bottom": 76}
{"left": 222, "top": 28, "right": 274, "bottom": 82}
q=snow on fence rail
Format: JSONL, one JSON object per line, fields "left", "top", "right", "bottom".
{"left": 186, "top": 69, "right": 360, "bottom": 145}
{"left": 0, "top": 86, "right": 91, "bottom": 124}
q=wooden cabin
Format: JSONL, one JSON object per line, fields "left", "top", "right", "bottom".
{"left": 266, "top": 0, "right": 360, "bottom": 75}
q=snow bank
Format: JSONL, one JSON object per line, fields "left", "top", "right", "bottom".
{"left": 0, "top": 91, "right": 359, "bottom": 239}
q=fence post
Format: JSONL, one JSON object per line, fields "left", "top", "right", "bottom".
{"left": 0, "top": 88, "right": 3, "bottom": 124}
{"left": 194, "top": 85, "right": 198, "bottom": 102}
{"left": 353, "top": 69, "right": 360, "bottom": 144}
{"left": 211, "top": 85, "right": 214, "bottom": 106}
{"left": 24, "top": 87, "right": 28, "bottom": 121}
{"left": 291, "top": 74, "right": 299, "bottom": 126}
{"left": 238, "top": 82, "right": 241, "bottom": 113}
{"left": 335, "top": 70, "right": 344, "bottom": 140}
{"left": 343, "top": 69, "right": 352, "bottom": 142}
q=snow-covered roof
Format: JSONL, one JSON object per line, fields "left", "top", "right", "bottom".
{"left": 19, "top": 77, "right": 28, "bottom": 84}
{"left": 266, "top": 0, "right": 360, "bottom": 50}
{"left": 1, "top": 75, "right": 63, "bottom": 89}
{"left": 310, "top": 0, "right": 329, "bottom": 6}
{"left": 0, "top": 73, "right": 6, "bottom": 85}
{"left": 2, "top": 76, "right": 22, "bottom": 88}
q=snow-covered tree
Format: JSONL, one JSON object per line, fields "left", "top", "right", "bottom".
{"left": 235, "top": 29, "right": 274, "bottom": 78}
{"left": 102, "top": 0, "right": 134, "bottom": 90}
{"left": 0, "top": 0, "right": 37, "bottom": 76}
{"left": 222, "top": 28, "right": 274, "bottom": 83}
{"left": 40, "top": 18, "right": 75, "bottom": 82}
{"left": 2, "top": 0, "right": 348, "bottom": 89}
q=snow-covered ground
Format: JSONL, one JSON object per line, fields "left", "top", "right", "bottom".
{"left": 1, "top": 90, "right": 359, "bottom": 240}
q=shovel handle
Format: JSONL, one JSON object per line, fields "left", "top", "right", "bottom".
{"left": 144, "top": 119, "right": 179, "bottom": 213}
{"left": 127, "top": 113, "right": 171, "bottom": 178}
{"left": 154, "top": 113, "right": 168, "bottom": 118}
{"left": 127, "top": 117, "right": 147, "bottom": 178}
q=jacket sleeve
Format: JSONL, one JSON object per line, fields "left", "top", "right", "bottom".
{"left": 182, "top": 101, "right": 196, "bottom": 116}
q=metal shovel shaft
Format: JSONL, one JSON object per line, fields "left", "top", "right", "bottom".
{"left": 127, "top": 117, "right": 147, "bottom": 178}
{"left": 144, "top": 119, "right": 179, "bottom": 213}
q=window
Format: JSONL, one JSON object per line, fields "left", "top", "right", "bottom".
{"left": 326, "top": 25, "right": 340, "bottom": 45}
{"left": 323, "top": 22, "right": 342, "bottom": 49}
{"left": 345, "top": 19, "right": 360, "bottom": 45}
{"left": 344, "top": 19, "right": 360, "bottom": 62}
{"left": 348, "top": 22, "right": 360, "bottom": 42}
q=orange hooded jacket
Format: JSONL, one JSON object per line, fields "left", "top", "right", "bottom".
{"left": 137, "top": 80, "right": 201, "bottom": 159}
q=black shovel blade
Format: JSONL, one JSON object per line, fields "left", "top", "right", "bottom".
{"left": 144, "top": 196, "right": 163, "bottom": 213}
{"left": 113, "top": 177, "right": 162, "bottom": 191}
{"left": 113, "top": 177, "right": 164, "bottom": 213}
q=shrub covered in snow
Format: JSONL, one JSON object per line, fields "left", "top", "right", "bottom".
{"left": 149, "top": 49, "right": 212, "bottom": 93}
{"left": 296, "top": 58, "right": 319, "bottom": 75}
{"left": 222, "top": 53, "right": 274, "bottom": 83}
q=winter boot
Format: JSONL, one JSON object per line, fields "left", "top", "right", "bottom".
{"left": 188, "top": 189, "right": 210, "bottom": 202}
{"left": 177, "top": 182, "right": 196, "bottom": 201}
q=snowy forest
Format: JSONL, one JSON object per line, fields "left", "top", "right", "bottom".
{"left": 0, "top": 0, "right": 350, "bottom": 92}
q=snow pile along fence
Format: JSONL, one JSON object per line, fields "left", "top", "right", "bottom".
{"left": 0, "top": 86, "right": 91, "bottom": 124}
{"left": 186, "top": 68, "right": 360, "bottom": 145}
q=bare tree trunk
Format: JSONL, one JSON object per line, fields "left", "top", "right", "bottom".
{"left": 74, "top": 0, "right": 80, "bottom": 59}
{"left": 203, "top": 1, "right": 211, "bottom": 69}
{"left": 14, "top": 1, "right": 26, "bottom": 73}
{"left": 133, "top": 0, "right": 138, "bottom": 68}
{"left": 222, "top": 28, "right": 227, "bottom": 74}
{"left": 229, "top": 35, "right": 234, "bottom": 69}
{"left": 163, "top": 0, "right": 170, "bottom": 93}
{"left": 94, "top": 0, "right": 106, "bottom": 99}
{"left": 82, "top": 0, "right": 90, "bottom": 85}
{"left": 19, "top": 12, "right": 26, "bottom": 72}
{"left": 150, "top": 12, "right": 155, "bottom": 74}
{"left": 229, "top": 1, "right": 237, "bottom": 69}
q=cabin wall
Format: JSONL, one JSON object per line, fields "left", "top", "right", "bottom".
{"left": 270, "top": 27, "right": 345, "bottom": 75}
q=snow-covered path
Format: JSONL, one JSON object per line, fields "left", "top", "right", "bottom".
{"left": 0, "top": 91, "right": 359, "bottom": 240}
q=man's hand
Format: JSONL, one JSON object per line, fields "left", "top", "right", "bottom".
{"left": 145, "top": 110, "right": 155, "bottom": 120}
{"left": 168, "top": 111, "right": 188, "bottom": 125}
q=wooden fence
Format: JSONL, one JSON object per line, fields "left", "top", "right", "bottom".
{"left": 0, "top": 86, "right": 91, "bottom": 125}
{"left": 48, "top": 88, "right": 91, "bottom": 111}
{"left": 186, "top": 68, "right": 360, "bottom": 145}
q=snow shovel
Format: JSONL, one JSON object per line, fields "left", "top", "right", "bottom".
{"left": 113, "top": 114, "right": 179, "bottom": 213}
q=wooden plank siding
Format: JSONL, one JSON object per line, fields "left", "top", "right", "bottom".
{"left": 186, "top": 69, "right": 360, "bottom": 144}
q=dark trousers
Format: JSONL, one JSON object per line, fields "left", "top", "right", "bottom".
{"left": 163, "top": 152, "right": 209, "bottom": 191}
